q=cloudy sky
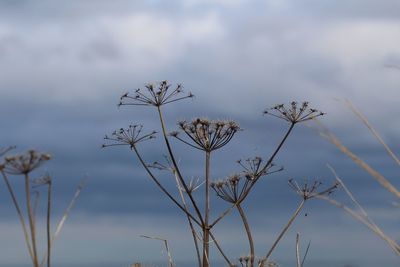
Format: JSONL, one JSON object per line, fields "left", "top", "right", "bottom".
{"left": 1, "top": 1, "right": 400, "bottom": 266}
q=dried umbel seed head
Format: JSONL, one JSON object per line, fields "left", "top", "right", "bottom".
{"left": 172, "top": 118, "right": 240, "bottom": 152}
{"left": 264, "top": 101, "right": 324, "bottom": 124}
{"left": 118, "top": 81, "right": 194, "bottom": 107}
{"left": 288, "top": 178, "right": 339, "bottom": 200}
{"left": 237, "top": 157, "right": 283, "bottom": 181}
{"left": 2, "top": 150, "right": 51, "bottom": 175}
{"left": 102, "top": 124, "right": 157, "bottom": 149}
{"left": 211, "top": 173, "right": 252, "bottom": 203}
{"left": 32, "top": 174, "right": 52, "bottom": 187}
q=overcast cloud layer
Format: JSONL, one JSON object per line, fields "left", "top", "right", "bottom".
{"left": 1, "top": 1, "right": 400, "bottom": 266}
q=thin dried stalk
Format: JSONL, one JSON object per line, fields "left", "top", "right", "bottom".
{"left": 316, "top": 120, "right": 400, "bottom": 199}
{"left": 345, "top": 100, "right": 400, "bottom": 166}
{"left": 173, "top": 171, "right": 202, "bottom": 267}
{"left": 237, "top": 204, "right": 255, "bottom": 267}
{"left": 140, "top": 235, "right": 174, "bottom": 267}
{"left": 209, "top": 231, "right": 234, "bottom": 266}
{"left": 203, "top": 151, "right": 211, "bottom": 267}
{"left": 211, "top": 124, "right": 296, "bottom": 228}
{"left": 295, "top": 233, "right": 310, "bottom": 267}
{"left": 1, "top": 170, "right": 34, "bottom": 263}
{"left": 25, "top": 174, "right": 39, "bottom": 267}
{"left": 157, "top": 106, "right": 204, "bottom": 225}
{"left": 261, "top": 200, "right": 305, "bottom": 265}
{"left": 40, "top": 177, "right": 88, "bottom": 267}
{"left": 46, "top": 180, "right": 52, "bottom": 267}
{"left": 316, "top": 195, "right": 400, "bottom": 254}
{"left": 295, "top": 233, "right": 301, "bottom": 267}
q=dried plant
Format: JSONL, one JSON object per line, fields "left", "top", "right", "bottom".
{"left": 0, "top": 149, "right": 87, "bottom": 267}
{"left": 314, "top": 100, "right": 400, "bottom": 256}
{"left": 104, "top": 81, "right": 327, "bottom": 267}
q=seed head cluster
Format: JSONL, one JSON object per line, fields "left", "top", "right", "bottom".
{"left": 264, "top": 101, "right": 324, "bottom": 124}
{"left": 288, "top": 178, "right": 339, "bottom": 200}
{"left": 211, "top": 173, "right": 252, "bottom": 203}
{"left": 32, "top": 174, "right": 52, "bottom": 187}
{"left": 103, "top": 125, "right": 156, "bottom": 149}
{"left": 171, "top": 118, "right": 240, "bottom": 152}
{"left": 0, "top": 150, "right": 51, "bottom": 175}
{"left": 237, "top": 157, "right": 283, "bottom": 181}
{"left": 119, "top": 80, "right": 193, "bottom": 107}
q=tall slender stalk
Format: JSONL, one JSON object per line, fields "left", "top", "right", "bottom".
{"left": 262, "top": 200, "right": 305, "bottom": 264}
{"left": 157, "top": 106, "right": 205, "bottom": 225}
{"left": 237, "top": 204, "right": 254, "bottom": 267}
{"left": 40, "top": 177, "right": 88, "bottom": 267}
{"left": 25, "top": 174, "right": 39, "bottom": 267}
{"left": 295, "top": 233, "right": 301, "bottom": 267}
{"left": 1, "top": 171, "right": 34, "bottom": 263}
{"left": 203, "top": 151, "right": 211, "bottom": 267}
{"left": 173, "top": 171, "right": 202, "bottom": 267}
{"left": 46, "top": 180, "right": 52, "bottom": 267}
{"left": 209, "top": 231, "right": 234, "bottom": 266}
{"left": 132, "top": 145, "right": 201, "bottom": 226}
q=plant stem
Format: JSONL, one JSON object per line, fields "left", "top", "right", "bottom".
{"left": 47, "top": 181, "right": 52, "bottom": 267}
{"left": 173, "top": 171, "right": 202, "bottom": 267}
{"left": 157, "top": 106, "right": 205, "bottom": 225}
{"left": 317, "top": 195, "right": 400, "bottom": 255}
{"left": 40, "top": 177, "right": 88, "bottom": 267}
{"left": 132, "top": 145, "right": 201, "bottom": 226}
{"left": 1, "top": 171, "right": 34, "bottom": 263}
{"left": 295, "top": 233, "right": 301, "bottom": 267}
{"left": 209, "top": 230, "right": 234, "bottom": 266}
{"left": 203, "top": 151, "right": 211, "bottom": 267}
{"left": 237, "top": 204, "right": 254, "bottom": 267}
{"left": 262, "top": 200, "right": 305, "bottom": 264}
{"left": 25, "top": 174, "right": 39, "bottom": 267}
{"left": 210, "top": 123, "right": 296, "bottom": 227}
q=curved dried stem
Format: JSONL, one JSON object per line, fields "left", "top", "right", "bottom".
{"left": 140, "top": 235, "right": 174, "bottom": 267}
{"left": 237, "top": 204, "right": 255, "bottom": 267}
{"left": 40, "top": 177, "right": 88, "bottom": 267}
{"left": 157, "top": 106, "right": 204, "bottom": 225}
{"left": 209, "top": 230, "right": 234, "bottom": 266}
{"left": 25, "top": 174, "right": 39, "bottom": 267}
{"left": 173, "top": 170, "right": 202, "bottom": 267}
{"left": 344, "top": 100, "right": 400, "bottom": 166}
{"left": 261, "top": 200, "right": 305, "bottom": 264}
{"left": 132, "top": 145, "right": 201, "bottom": 226}
{"left": 316, "top": 195, "right": 400, "bottom": 255}
{"left": 1, "top": 170, "right": 34, "bottom": 263}
{"left": 316, "top": 119, "right": 400, "bottom": 199}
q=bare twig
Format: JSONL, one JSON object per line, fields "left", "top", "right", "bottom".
{"left": 344, "top": 100, "right": 400, "bottom": 166}
{"left": 1, "top": 170, "right": 34, "bottom": 263}
{"left": 40, "top": 177, "right": 88, "bottom": 267}
{"left": 261, "top": 200, "right": 305, "bottom": 264}
{"left": 315, "top": 119, "right": 400, "bottom": 199}
{"left": 140, "top": 235, "right": 174, "bottom": 267}
{"left": 316, "top": 195, "right": 400, "bottom": 255}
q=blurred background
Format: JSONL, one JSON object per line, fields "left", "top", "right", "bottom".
{"left": 0, "top": 1, "right": 399, "bottom": 266}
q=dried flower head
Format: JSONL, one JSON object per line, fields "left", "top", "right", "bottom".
{"left": 172, "top": 118, "right": 240, "bottom": 152}
{"left": 32, "top": 174, "right": 52, "bottom": 187}
{"left": 237, "top": 157, "right": 283, "bottom": 181}
{"left": 2, "top": 150, "right": 51, "bottom": 175}
{"left": 102, "top": 125, "right": 156, "bottom": 149}
{"left": 264, "top": 101, "right": 324, "bottom": 124}
{"left": 288, "top": 178, "right": 339, "bottom": 200}
{"left": 211, "top": 173, "right": 252, "bottom": 203}
{"left": 118, "top": 80, "right": 193, "bottom": 107}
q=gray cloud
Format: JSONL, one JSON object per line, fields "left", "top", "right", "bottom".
{"left": 1, "top": 0, "right": 400, "bottom": 266}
